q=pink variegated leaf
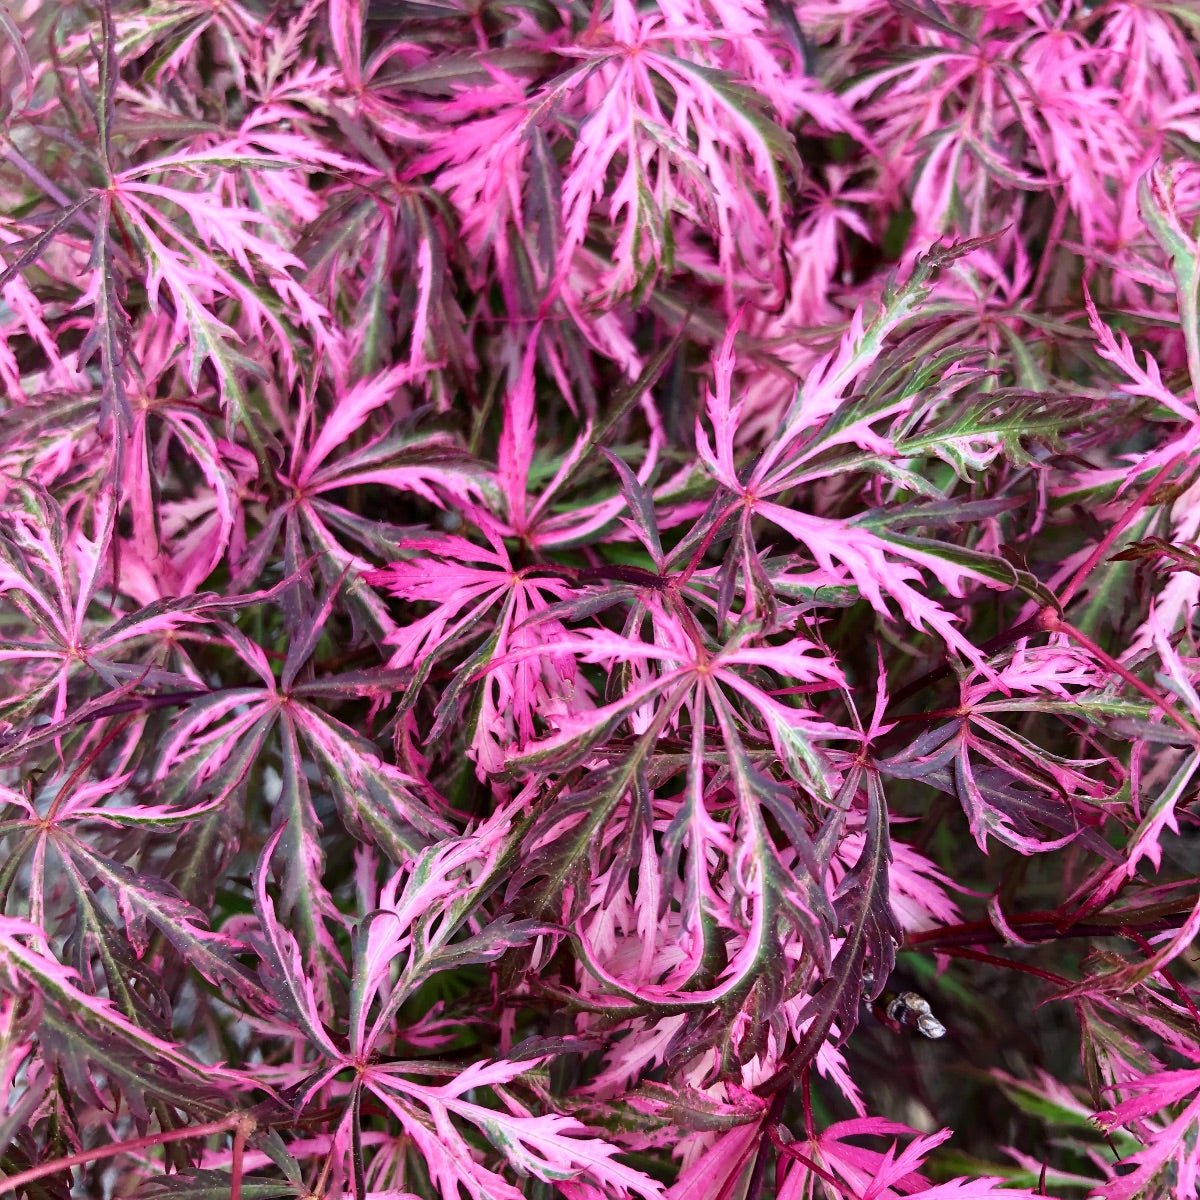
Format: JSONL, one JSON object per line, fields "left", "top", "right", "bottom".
{"left": 271, "top": 714, "right": 344, "bottom": 987}
{"left": 498, "top": 329, "right": 540, "bottom": 533}
{"left": 294, "top": 363, "right": 430, "bottom": 487}
{"left": 349, "top": 805, "right": 521, "bottom": 1055}
{"left": 251, "top": 826, "right": 342, "bottom": 1061}
{"left": 907, "top": 1182, "right": 1047, "bottom": 1199}
{"left": 2, "top": 2, "right": 1200, "bottom": 1194}
{"left": 1083, "top": 286, "right": 1193, "bottom": 420}
{"left": 755, "top": 504, "right": 995, "bottom": 669}
{"left": 1122, "top": 750, "right": 1196, "bottom": 877}
{"left": 663, "top": 1121, "right": 763, "bottom": 1200}
{"left": 775, "top": 1118, "right": 934, "bottom": 1200}
{"left": 860, "top": 1128, "right": 953, "bottom": 1200}
{"left": 0, "top": 915, "right": 242, "bottom": 1083}
{"left": 366, "top": 1068, "right": 528, "bottom": 1200}
{"left": 59, "top": 838, "right": 269, "bottom": 1008}
{"left": 414, "top": 1060, "right": 662, "bottom": 1198}
{"left": 294, "top": 702, "right": 452, "bottom": 860}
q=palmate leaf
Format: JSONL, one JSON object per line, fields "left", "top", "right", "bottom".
{"left": 252, "top": 377, "right": 493, "bottom": 640}
{"left": 877, "top": 707, "right": 1118, "bottom": 857}
{"left": 369, "top": 522, "right": 589, "bottom": 770}
{"left": 150, "top": 661, "right": 443, "bottom": 1034}
{"left": 38, "top": 1007, "right": 231, "bottom": 1128}
{"left": 756, "top": 774, "right": 895, "bottom": 1095}
{"left": 0, "top": 918, "right": 243, "bottom": 1119}
{"left": 0, "top": 484, "right": 268, "bottom": 730}
{"left": 692, "top": 300, "right": 1025, "bottom": 670}
{"left": 252, "top": 808, "right": 615, "bottom": 1196}
{"left": 111, "top": 187, "right": 273, "bottom": 446}
{"left": 2, "top": 0, "right": 1200, "bottom": 1195}
{"left": 366, "top": 1057, "right": 664, "bottom": 1200}
{"left": 155, "top": 616, "right": 447, "bottom": 859}
{"left": 770, "top": 1114, "right": 1053, "bottom": 1200}
{"left": 500, "top": 623, "right": 840, "bottom": 1018}
{"left": 55, "top": 837, "right": 269, "bottom": 1009}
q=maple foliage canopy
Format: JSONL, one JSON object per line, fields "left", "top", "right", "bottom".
{"left": 1, "top": 1, "right": 1200, "bottom": 1198}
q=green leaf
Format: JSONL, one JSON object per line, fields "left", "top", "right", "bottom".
{"left": 137, "top": 1172, "right": 302, "bottom": 1199}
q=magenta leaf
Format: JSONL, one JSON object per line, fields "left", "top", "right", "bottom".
{"left": 2, "top": 2, "right": 1200, "bottom": 1196}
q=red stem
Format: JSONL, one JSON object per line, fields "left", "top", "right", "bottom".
{"left": 767, "top": 1126, "right": 846, "bottom": 1193}
{"left": 1124, "top": 931, "right": 1200, "bottom": 1025}
{"left": 935, "top": 945, "right": 1073, "bottom": 987}
{"left": 1058, "top": 453, "right": 1187, "bottom": 608}
{"left": 0, "top": 1114, "right": 250, "bottom": 1197}
{"left": 743, "top": 1085, "right": 792, "bottom": 1200}
{"left": 907, "top": 899, "right": 1194, "bottom": 951}
{"left": 676, "top": 499, "right": 737, "bottom": 587}
{"left": 230, "top": 1113, "right": 253, "bottom": 1200}
{"left": 1048, "top": 611, "right": 1200, "bottom": 748}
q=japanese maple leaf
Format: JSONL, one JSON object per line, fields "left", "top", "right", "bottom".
{"left": 367, "top": 518, "right": 590, "bottom": 774}
{"left": 1093, "top": 1067, "right": 1200, "bottom": 1200}
{"left": 695, "top": 291, "right": 1007, "bottom": 665}
{"left": 250, "top": 817, "right": 662, "bottom": 1200}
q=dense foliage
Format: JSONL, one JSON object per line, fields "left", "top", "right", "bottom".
{"left": 2, "top": 1, "right": 1200, "bottom": 1197}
